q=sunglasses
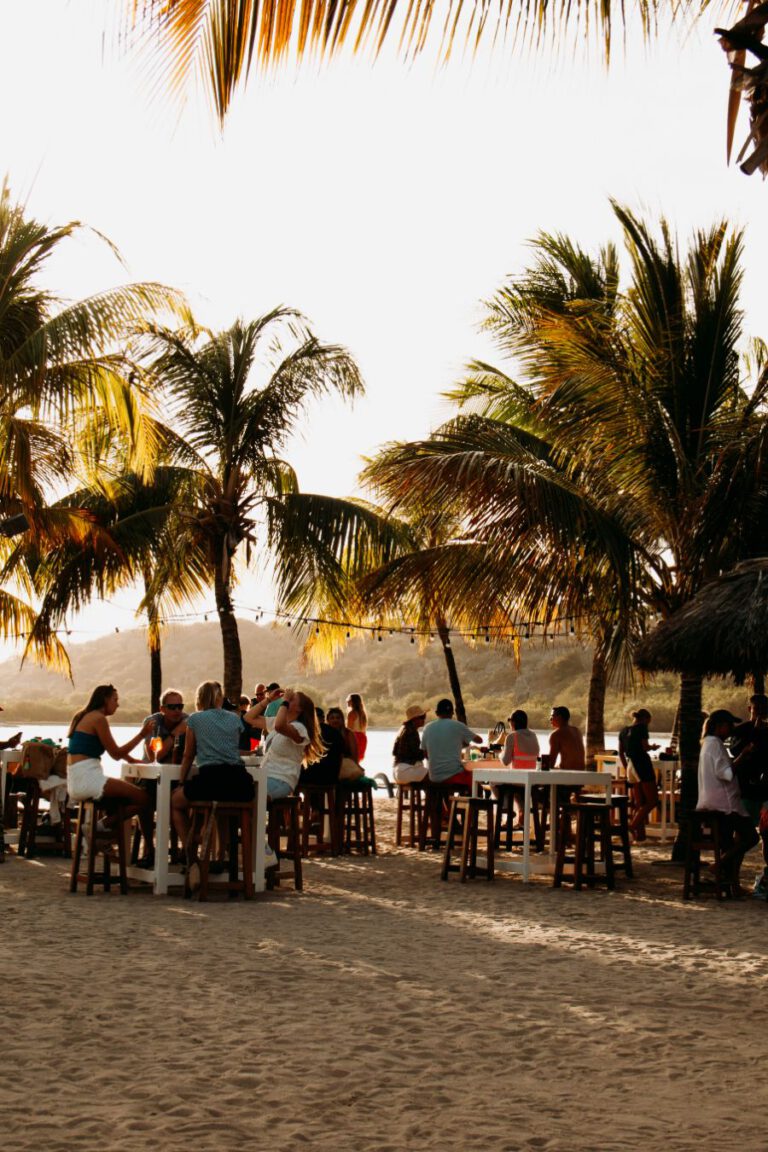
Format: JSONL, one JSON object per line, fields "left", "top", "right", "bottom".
{"left": 163, "top": 702, "right": 184, "bottom": 710}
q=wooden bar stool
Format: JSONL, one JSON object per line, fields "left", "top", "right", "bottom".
{"left": 419, "top": 780, "right": 470, "bottom": 852}
{"left": 395, "top": 781, "right": 426, "bottom": 847}
{"left": 299, "top": 783, "right": 341, "bottom": 856}
{"left": 553, "top": 803, "right": 615, "bottom": 890}
{"left": 338, "top": 781, "right": 377, "bottom": 855}
{"left": 267, "top": 794, "right": 303, "bottom": 890}
{"left": 682, "top": 810, "right": 731, "bottom": 900}
{"left": 70, "top": 800, "right": 129, "bottom": 895}
{"left": 185, "top": 800, "right": 255, "bottom": 901}
{"left": 441, "top": 797, "right": 495, "bottom": 881}
{"left": 579, "top": 794, "right": 633, "bottom": 879}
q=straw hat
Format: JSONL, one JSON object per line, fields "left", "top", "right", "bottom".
{"left": 405, "top": 705, "right": 428, "bottom": 722}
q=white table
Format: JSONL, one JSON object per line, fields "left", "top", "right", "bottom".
{"left": 120, "top": 758, "right": 267, "bottom": 896}
{"left": 1, "top": 747, "right": 23, "bottom": 828}
{"left": 645, "top": 759, "right": 679, "bottom": 843}
{"left": 471, "top": 766, "right": 613, "bottom": 882}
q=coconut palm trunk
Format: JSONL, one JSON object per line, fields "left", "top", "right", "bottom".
{"left": 437, "top": 618, "right": 467, "bottom": 724}
{"left": 586, "top": 649, "right": 607, "bottom": 767}
{"left": 671, "top": 671, "right": 704, "bottom": 861}
{"left": 213, "top": 545, "right": 243, "bottom": 703}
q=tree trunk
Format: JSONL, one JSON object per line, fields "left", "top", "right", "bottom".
{"left": 753, "top": 672, "right": 765, "bottom": 695}
{"left": 142, "top": 571, "right": 162, "bottom": 714}
{"left": 214, "top": 547, "right": 242, "bottom": 703}
{"left": 437, "top": 619, "right": 466, "bottom": 724}
{"left": 671, "top": 670, "right": 703, "bottom": 862}
{"left": 585, "top": 648, "right": 607, "bottom": 767}
{"left": 149, "top": 639, "right": 162, "bottom": 715}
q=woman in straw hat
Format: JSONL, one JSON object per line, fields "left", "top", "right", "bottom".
{"left": 392, "top": 705, "right": 429, "bottom": 783}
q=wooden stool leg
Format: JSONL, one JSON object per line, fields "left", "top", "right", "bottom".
{"left": 574, "top": 809, "right": 586, "bottom": 891}
{"left": 441, "top": 799, "right": 461, "bottom": 880}
{"left": 240, "top": 809, "right": 254, "bottom": 899}
{"left": 553, "top": 808, "right": 569, "bottom": 887}
{"left": 459, "top": 802, "right": 473, "bottom": 882}
{"left": 70, "top": 803, "right": 85, "bottom": 892}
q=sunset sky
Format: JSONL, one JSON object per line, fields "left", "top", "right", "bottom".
{"left": 1, "top": 1, "right": 765, "bottom": 659}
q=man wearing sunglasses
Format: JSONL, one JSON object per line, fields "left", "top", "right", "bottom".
{"left": 143, "top": 689, "right": 189, "bottom": 764}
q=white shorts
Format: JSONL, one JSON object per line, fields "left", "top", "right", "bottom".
{"left": 393, "top": 761, "right": 428, "bottom": 784}
{"left": 67, "top": 758, "right": 108, "bottom": 802}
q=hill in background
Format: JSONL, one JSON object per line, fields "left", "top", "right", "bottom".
{"left": 0, "top": 620, "right": 749, "bottom": 732}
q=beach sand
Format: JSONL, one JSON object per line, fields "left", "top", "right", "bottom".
{"left": 2, "top": 799, "right": 766, "bottom": 1152}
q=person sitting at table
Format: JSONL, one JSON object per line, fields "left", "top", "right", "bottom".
{"left": 392, "top": 705, "right": 429, "bottom": 784}
{"left": 496, "top": 709, "right": 541, "bottom": 826}
{"left": 246, "top": 688, "right": 325, "bottom": 797}
{"left": 548, "top": 706, "right": 585, "bottom": 771}
{"left": 171, "top": 680, "right": 255, "bottom": 855}
{"left": 143, "top": 688, "right": 188, "bottom": 764}
{"left": 697, "top": 708, "right": 760, "bottom": 893}
{"left": 299, "top": 707, "right": 343, "bottom": 787}
{"left": 134, "top": 688, "right": 189, "bottom": 867}
{"left": 67, "top": 684, "right": 152, "bottom": 833}
{"left": 620, "top": 708, "right": 660, "bottom": 843}
{"left": 326, "top": 707, "right": 365, "bottom": 781}
{"left": 420, "top": 698, "right": 482, "bottom": 788}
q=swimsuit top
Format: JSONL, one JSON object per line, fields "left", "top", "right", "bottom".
{"left": 67, "top": 730, "right": 106, "bottom": 758}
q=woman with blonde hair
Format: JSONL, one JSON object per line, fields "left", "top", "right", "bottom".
{"left": 346, "top": 692, "right": 368, "bottom": 762}
{"left": 171, "top": 680, "right": 254, "bottom": 844}
{"left": 246, "top": 688, "right": 324, "bottom": 797}
{"left": 67, "top": 684, "right": 153, "bottom": 827}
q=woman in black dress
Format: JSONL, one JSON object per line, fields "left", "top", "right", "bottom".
{"left": 623, "top": 708, "right": 659, "bottom": 842}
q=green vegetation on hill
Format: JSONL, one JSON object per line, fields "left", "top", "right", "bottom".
{"left": 0, "top": 621, "right": 751, "bottom": 734}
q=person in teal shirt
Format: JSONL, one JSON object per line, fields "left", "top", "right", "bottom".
{"left": 420, "top": 698, "right": 482, "bottom": 786}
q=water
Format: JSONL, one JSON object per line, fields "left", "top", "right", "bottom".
{"left": 13, "top": 724, "right": 669, "bottom": 782}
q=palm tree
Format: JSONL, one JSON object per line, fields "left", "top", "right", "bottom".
{"left": 0, "top": 183, "right": 185, "bottom": 668}
{"left": 141, "top": 309, "right": 365, "bottom": 701}
{"left": 273, "top": 496, "right": 485, "bottom": 722}
{"left": 125, "top": 2, "right": 712, "bottom": 125}
{"left": 360, "top": 205, "right": 768, "bottom": 813}
{"left": 5, "top": 452, "right": 210, "bottom": 711}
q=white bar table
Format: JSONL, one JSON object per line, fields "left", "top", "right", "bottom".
{"left": 471, "top": 766, "right": 613, "bottom": 882}
{"left": 1, "top": 748, "right": 23, "bottom": 829}
{"left": 120, "top": 757, "right": 268, "bottom": 896}
{"left": 645, "top": 759, "right": 679, "bottom": 843}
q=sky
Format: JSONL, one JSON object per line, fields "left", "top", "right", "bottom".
{"left": 1, "top": 0, "right": 766, "bottom": 660}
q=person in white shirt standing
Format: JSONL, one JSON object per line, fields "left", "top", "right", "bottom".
{"left": 696, "top": 709, "right": 759, "bottom": 890}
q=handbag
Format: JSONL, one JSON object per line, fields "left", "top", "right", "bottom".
{"left": 626, "top": 758, "right": 639, "bottom": 785}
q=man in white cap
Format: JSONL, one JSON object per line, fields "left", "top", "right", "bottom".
{"left": 392, "top": 705, "right": 429, "bottom": 783}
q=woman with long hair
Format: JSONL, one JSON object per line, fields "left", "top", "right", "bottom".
{"left": 346, "top": 692, "right": 368, "bottom": 762}
{"left": 67, "top": 684, "right": 152, "bottom": 826}
{"left": 171, "top": 680, "right": 255, "bottom": 845}
{"left": 246, "top": 688, "right": 324, "bottom": 797}
{"left": 620, "top": 708, "right": 660, "bottom": 842}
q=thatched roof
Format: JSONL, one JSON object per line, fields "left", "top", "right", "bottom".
{"left": 635, "top": 559, "right": 768, "bottom": 684}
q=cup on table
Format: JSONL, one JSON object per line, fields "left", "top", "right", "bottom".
{"left": 539, "top": 754, "right": 551, "bottom": 772}
{"left": 250, "top": 737, "right": 260, "bottom": 752}
{"left": 150, "top": 736, "right": 163, "bottom": 757}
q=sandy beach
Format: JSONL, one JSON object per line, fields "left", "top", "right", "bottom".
{"left": 2, "top": 799, "right": 766, "bottom": 1152}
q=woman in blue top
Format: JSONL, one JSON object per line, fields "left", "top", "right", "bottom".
{"left": 171, "top": 680, "right": 255, "bottom": 846}
{"left": 67, "top": 684, "right": 153, "bottom": 827}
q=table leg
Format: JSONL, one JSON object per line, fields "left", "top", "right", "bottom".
{"left": 548, "top": 782, "right": 558, "bottom": 865}
{"left": 154, "top": 773, "right": 171, "bottom": 896}
{"left": 253, "top": 772, "right": 266, "bottom": 894}
{"left": 522, "top": 780, "right": 532, "bottom": 882}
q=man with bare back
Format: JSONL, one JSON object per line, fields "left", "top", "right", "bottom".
{"left": 548, "top": 706, "right": 585, "bottom": 771}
